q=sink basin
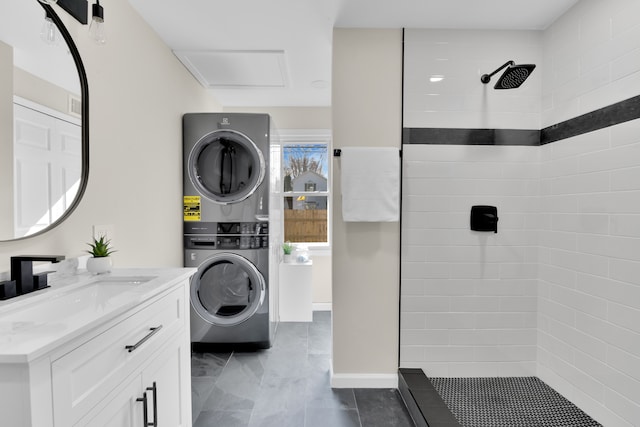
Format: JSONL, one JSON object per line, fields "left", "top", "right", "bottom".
{"left": 91, "top": 276, "right": 157, "bottom": 286}
{"left": 0, "top": 276, "right": 157, "bottom": 333}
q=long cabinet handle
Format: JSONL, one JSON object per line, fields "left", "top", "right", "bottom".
{"left": 125, "top": 325, "right": 163, "bottom": 353}
{"left": 136, "top": 392, "right": 149, "bottom": 427}
{"left": 146, "top": 382, "right": 158, "bottom": 427}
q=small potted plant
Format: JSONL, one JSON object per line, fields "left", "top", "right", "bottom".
{"left": 282, "top": 241, "right": 295, "bottom": 263}
{"left": 86, "top": 235, "right": 116, "bottom": 274}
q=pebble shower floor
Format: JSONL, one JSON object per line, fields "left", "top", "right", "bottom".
{"left": 430, "top": 377, "right": 601, "bottom": 427}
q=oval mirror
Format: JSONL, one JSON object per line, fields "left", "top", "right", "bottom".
{"left": 0, "top": 0, "right": 88, "bottom": 241}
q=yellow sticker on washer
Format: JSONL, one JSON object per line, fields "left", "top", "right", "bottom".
{"left": 183, "top": 196, "right": 201, "bottom": 221}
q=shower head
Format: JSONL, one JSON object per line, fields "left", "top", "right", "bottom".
{"left": 481, "top": 61, "right": 536, "bottom": 89}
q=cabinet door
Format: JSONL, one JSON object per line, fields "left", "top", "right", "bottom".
{"left": 142, "top": 334, "right": 190, "bottom": 427}
{"left": 75, "top": 375, "right": 143, "bottom": 427}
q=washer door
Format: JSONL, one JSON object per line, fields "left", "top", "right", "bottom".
{"left": 191, "top": 253, "right": 266, "bottom": 327}
{"left": 188, "top": 129, "right": 265, "bottom": 204}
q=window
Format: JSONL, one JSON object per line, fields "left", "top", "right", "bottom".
{"left": 280, "top": 131, "right": 331, "bottom": 246}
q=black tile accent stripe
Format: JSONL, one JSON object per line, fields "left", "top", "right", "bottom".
{"left": 403, "top": 127, "right": 540, "bottom": 146}
{"left": 541, "top": 94, "right": 640, "bottom": 144}
{"left": 403, "top": 94, "right": 640, "bottom": 146}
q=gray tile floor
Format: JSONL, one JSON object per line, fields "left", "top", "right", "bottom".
{"left": 191, "top": 311, "right": 415, "bottom": 427}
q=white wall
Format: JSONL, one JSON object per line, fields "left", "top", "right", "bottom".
{"left": 0, "top": 0, "right": 220, "bottom": 271}
{"left": 331, "top": 28, "right": 402, "bottom": 387}
{"left": 537, "top": 1, "right": 640, "bottom": 425}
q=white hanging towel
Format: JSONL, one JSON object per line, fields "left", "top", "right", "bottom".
{"left": 340, "top": 147, "right": 400, "bottom": 222}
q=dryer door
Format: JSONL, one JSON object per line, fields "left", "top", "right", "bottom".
{"left": 191, "top": 252, "right": 266, "bottom": 326}
{"left": 188, "top": 129, "right": 265, "bottom": 204}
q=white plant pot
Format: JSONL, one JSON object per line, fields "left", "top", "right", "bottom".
{"left": 87, "top": 257, "right": 112, "bottom": 274}
{"left": 283, "top": 254, "right": 293, "bottom": 263}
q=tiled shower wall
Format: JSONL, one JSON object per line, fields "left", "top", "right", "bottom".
{"left": 401, "top": 28, "right": 543, "bottom": 377}
{"left": 401, "top": 1, "right": 640, "bottom": 426}
{"left": 537, "top": 1, "right": 640, "bottom": 425}
{"left": 402, "top": 144, "right": 539, "bottom": 377}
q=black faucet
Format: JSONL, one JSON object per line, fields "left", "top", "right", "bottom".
{"left": 11, "top": 255, "right": 66, "bottom": 296}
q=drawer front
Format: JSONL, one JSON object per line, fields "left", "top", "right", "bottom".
{"left": 52, "top": 285, "right": 186, "bottom": 427}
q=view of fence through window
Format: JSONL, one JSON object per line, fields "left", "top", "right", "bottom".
{"left": 283, "top": 143, "right": 329, "bottom": 243}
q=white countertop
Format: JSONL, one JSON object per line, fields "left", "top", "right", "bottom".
{"left": 0, "top": 267, "right": 195, "bottom": 364}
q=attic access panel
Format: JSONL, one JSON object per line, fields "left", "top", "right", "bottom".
{"left": 174, "top": 49, "right": 289, "bottom": 89}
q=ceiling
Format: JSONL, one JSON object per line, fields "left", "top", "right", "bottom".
{"left": 127, "top": 0, "right": 579, "bottom": 108}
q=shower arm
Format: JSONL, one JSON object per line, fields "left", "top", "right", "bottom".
{"left": 481, "top": 60, "right": 515, "bottom": 84}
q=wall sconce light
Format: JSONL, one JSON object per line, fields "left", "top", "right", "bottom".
{"left": 40, "top": 10, "right": 61, "bottom": 45}
{"left": 89, "top": 0, "right": 106, "bottom": 44}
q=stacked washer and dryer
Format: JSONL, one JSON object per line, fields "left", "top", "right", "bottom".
{"left": 183, "top": 113, "right": 280, "bottom": 349}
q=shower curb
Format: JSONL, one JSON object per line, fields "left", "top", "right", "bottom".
{"left": 398, "top": 368, "right": 461, "bottom": 427}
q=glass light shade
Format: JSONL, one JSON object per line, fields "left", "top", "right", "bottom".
{"left": 40, "top": 16, "right": 60, "bottom": 45}
{"left": 89, "top": 18, "right": 106, "bottom": 44}
{"left": 89, "top": 1, "right": 106, "bottom": 44}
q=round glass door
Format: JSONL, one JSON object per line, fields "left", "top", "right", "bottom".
{"left": 191, "top": 253, "right": 265, "bottom": 326}
{"left": 188, "top": 129, "right": 265, "bottom": 204}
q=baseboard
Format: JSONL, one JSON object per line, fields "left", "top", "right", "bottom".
{"left": 312, "top": 303, "right": 332, "bottom": 311}
{"left": 330, "top": 369, "right": 398, "bottom": 388}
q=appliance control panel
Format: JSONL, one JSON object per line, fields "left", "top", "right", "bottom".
{"left": 184, "top": 221, "right": 268, "bottom": 235}
{"left": 184, "top": 235, "right": 268, "bottom": 250}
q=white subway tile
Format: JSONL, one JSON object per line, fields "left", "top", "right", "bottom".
{"left": 574, "top": 350, "right": 640, "bottom": 407}
{"left": 576, "top": 192, "right": 611, "bottom": 214}
{"left": 424, "top": 313, "right": 477, "bottom": 329}
{"left": 576, "top": 311, "right": 640, "bottom": 357}
{"left": 401, "top": 296, "right": 450, "bottom": 313}
{"left": 448, "top": 362, "right": 500, "bottom": 377}
{"left": 475, "top": 280, "right": 534, "bottom": 296}
{"left": 577, "top": 234, "right": 609, "bottom": 257}
{"left": 538, "top": 329, "right": 574, "bottom": 363}
{"left": 423, "top": 279, "right": 476, "bottom": 296}
{"left": 603, "top": 388, "right": 640, "bottom": 427}
{"left": 401, "top": 329, "right": 450, "bottom": 346}
{"left": 539, "top": 298, "right": 576, "bottom": 326}
{"left": 610, "top": 118, "right": 640, "bottom": 147}
{"left": 539, "top": 263, "right": 577, "bottom": 288}
{"left": 611, "top": 166, "right": 640, "bottom": 191}
{"left": 422, "top": 346, "right": 477, "bottom": 362}
{"left": 610, "top": 214, "right": 640, "bottom": 237}
{"left": 400, "top": 279, "right": 425, "bottom": 295}
{"left": 610, "top": 258, "right": 640, "bottom": 286}
{"left": 402, "top": 262, "right": 450, "bottom": 279}
{"left": 400, "top": 346, "right": 426, "bottom": 363}
{"left": 607, "top": 346, "right": 640, "bottom": 382}
{"left": 400, "top": 312, "right": 427, "bottom": 329}
{"left": 449, "top": 296, "right": 501, "bottom": 313}
{"left": 499, "top": 296, "right": 537, "bottom": 312}
{"left": 499, "top": 263, "right": 538, "bottom": 279}
{"left": 607, "top": 302, "right": 640, "bottom": 334}
{"left": 607, "top": 236, "right": 640, "bottom": 262}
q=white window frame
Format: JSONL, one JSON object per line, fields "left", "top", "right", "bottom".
{"left": 279, "top": 129, "right": 332, "bottom": 252}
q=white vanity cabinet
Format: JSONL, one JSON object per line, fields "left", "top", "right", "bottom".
{"left": 0, "top": 268, "right": 194, "bottom": 427}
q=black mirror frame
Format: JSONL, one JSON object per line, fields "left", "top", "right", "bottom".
{"left": 2, "top": 2, "right": 90, "bottom": 242}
